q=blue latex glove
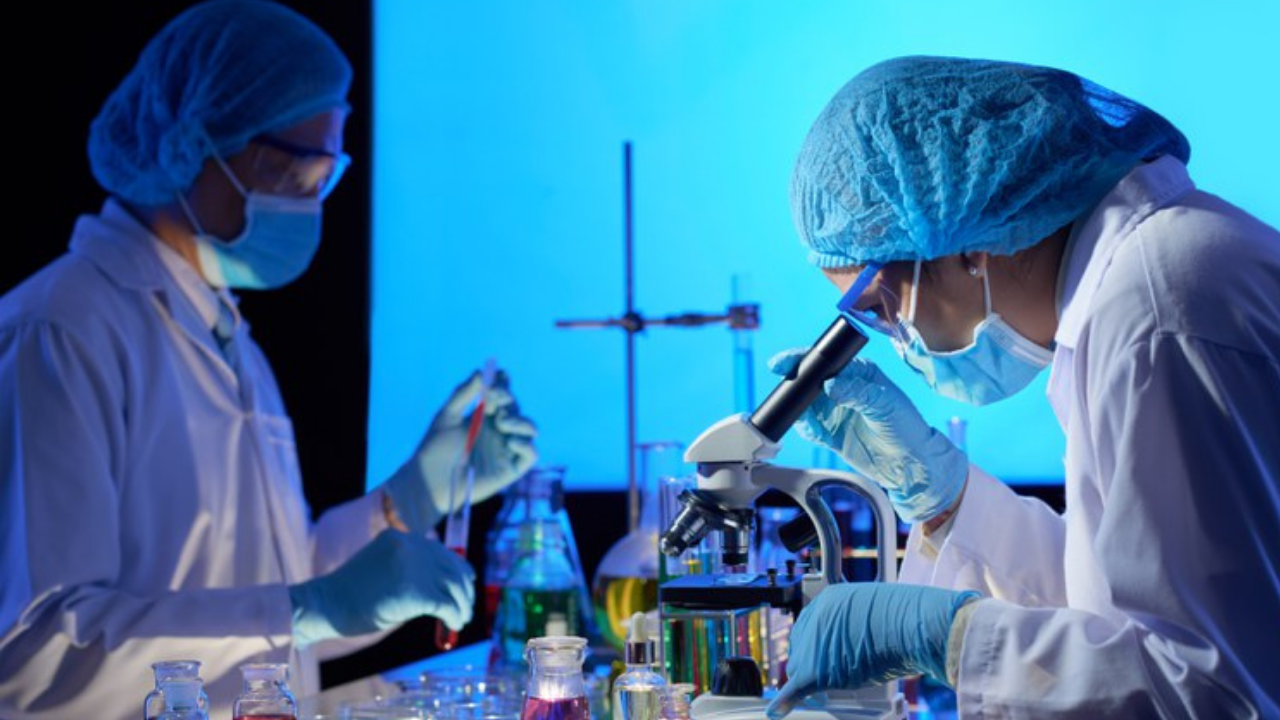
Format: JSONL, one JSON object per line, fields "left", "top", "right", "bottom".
{"left": 289, "top": 529, "right": 476, "bottom": 648}
{"left": 381, "top": 368, "right": 538, "bottom": 532}
{"left": 767, "top": 349, "right": 967, "bottom": 523}
{"left": 767, "top": 583, "right": 981, "bottom": 720}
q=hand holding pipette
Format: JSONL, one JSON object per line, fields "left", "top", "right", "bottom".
{"left": 381, "top": 365, "right": 539, "bottom": 535}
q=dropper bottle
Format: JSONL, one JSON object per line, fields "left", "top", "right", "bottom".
{"left": 612, "top": 612, "right": 666, "bottom": 720}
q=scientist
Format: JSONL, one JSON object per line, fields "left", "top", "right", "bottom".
{"left": 0, "top": 2, "right": 537, "bottom": 718}
{"left": 768, "top": 56, "right": 1279, "bottom": 718}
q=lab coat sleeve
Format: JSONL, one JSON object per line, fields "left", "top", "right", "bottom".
{"left": 310, "top": 490, "right": 388, "bottom": 577}
{"left": 305, "top": 492, "right": 397, "bottom": 662}
{"left": 0, "top": 321, "right": 295, "bottom": 716}
{"left": 954, "top": 334, "right": 1278, "bottom": 718}
{"left": 899, "top": 465, "right": 1068, "bottom": 607}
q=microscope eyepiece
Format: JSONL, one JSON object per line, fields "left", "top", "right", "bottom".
{"left": 749, "top": 317, "right": 867, "bottom": 443}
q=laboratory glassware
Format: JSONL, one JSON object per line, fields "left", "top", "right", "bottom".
{"left": 438, "top": 359, "right": 498, "bottom": 651}
{"left": 145, "top": 660, "right": 209, "bottom": 719}
{"left": 233, "top": 662, "right": 298, "bottom": 720}
{"left": 150, "top": 676, "right": 210, "bottom": 720}
{"left": 611, "top": 613, "right": 665, "bottom": 720}
{"left": 521, "top": 636, "right": 591, "bottom": 720}
{"left": 338, "top": 702, "right": 425, "bottom": 720}
{"left": 493, "top": 518, "right": 589, "bottom": 667}
{"left": 592, "top": 442, "right": 684, "bottom": 651}
{"left": 486, "top": 467, "right": 594, "bottom": 643}
{"left": 660, "top": 685, "right": 694, "bottom": 720}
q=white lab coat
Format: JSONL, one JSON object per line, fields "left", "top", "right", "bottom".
{"left": 0, "top": 200, "right": 390, "bottom": 720}
{"left": 901, "top": 156, "right": 1280, "bottom": 717}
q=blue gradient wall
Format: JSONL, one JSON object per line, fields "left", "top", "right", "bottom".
{"left": 369, "top": 1, "right": 1279, "bottom": 490}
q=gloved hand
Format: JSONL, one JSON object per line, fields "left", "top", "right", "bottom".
{"left": 767, "top": 350, "right": 967, "bottom": 523}
{"left": 289, "top": 529, "right": 476, "bottom": 648}
{"left": 381, "top": 368, "right": 538, "bottom": 532}
{"left": 766, "top": 583, "right": 982, "bottom": 720}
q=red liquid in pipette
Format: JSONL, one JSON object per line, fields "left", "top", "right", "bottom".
{"left": 521, "top": 697, "right": 590, "bottom": 720}
{"left": 433, "top": 546, "right": 468, "bottom": 650}
{"left": 435, "top": 393, "right": 489, "bottom": 652}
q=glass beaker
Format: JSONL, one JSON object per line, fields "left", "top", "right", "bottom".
{"left": 521, "top": 636, "right": 591, "bottom": 720}
{"left": 592, "top": 442, "right": 683, "bottom": 651}
{"left": 145, "top": 660, "right": 209, "bottom": 719}
{"left": 657, "top": 477, "right": 720, "bottom": 583}
{"left": 233, "top": 663, "right": 297, "bottom": 720}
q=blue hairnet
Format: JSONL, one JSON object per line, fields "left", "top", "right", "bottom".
{"left": 89, "top": 0, "right": 352, "bottom": 206}
{"left": 792, "top": 56, "right": 1190, "bottom": 268}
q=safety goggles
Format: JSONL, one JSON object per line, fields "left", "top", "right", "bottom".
{"left": 836, "top": 261, "right": 908, "bottom": 342}
{"left": 252, "top": 135, "right": 351, "bottom": 200}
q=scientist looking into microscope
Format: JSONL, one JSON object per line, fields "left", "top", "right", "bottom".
{"left": 767, "top": 56, "right": 1279, "bottom": 718}
{"left": 0, "top": 2, "right": 537, "bottom": 719}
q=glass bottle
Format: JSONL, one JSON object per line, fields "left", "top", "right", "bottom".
{"left": 611, "top": 613, "right": 665, "bottom": 720}
{"left": 232, "top": 663, "right": 297, "bottom": 720}
{"left": 151, "top": 677, "right": 209, "bottom": 720}
{"left": 659, "top": 684, "right": 694, "bottom": 720}
{"left": 145, "top": 660, "right": 209, "bottom": 719}
{"left": 522, "top": 636, "right": 591, "bottom": 720}
{"left": 593, "top": 442, "right": 685, "bottom": 651}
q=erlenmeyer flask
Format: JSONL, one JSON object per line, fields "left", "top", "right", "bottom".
{"left": 486, "top": 467, "right": 595, "bottom": 641}
{"left": 491, "top": 476, "right": 593, "bottom": 669}
{"left": 592, "top": 442, "right": 685, "bottom": 651}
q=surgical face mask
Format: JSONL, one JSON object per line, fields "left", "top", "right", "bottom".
{"left": 179, "top": 154, "right": 323, "bottom": 290}
{"left": 894, "top": 260, "right": 1053, "bottom": 405}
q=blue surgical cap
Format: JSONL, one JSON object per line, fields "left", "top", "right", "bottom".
{"left": 89, "top": 0, "right": 352, "bottom": 206}
{"left": 792, "top": 56, "right": 1190, "bottom": 268}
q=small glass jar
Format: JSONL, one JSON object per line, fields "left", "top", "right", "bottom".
{"left": 233, "top": 663, "right": 298, "bottom": 720}
{"left": 145, "top": 660, "right": 209, "bottom": 719}
{"left": 521, "top": 636, "right": 591, "bottom": 720}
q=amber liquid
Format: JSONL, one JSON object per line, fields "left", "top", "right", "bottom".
{"left": 590, "top": 575, "right": 659, "bottom": 651}
{"left": 520, "top": 696, "right": 590, "bottom": 720}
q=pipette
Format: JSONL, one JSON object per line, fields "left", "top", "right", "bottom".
{"left": 435, "top": 358, "right": 498, "bottom": 651}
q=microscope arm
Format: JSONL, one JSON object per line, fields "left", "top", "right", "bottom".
{"left": 752, "top": 465, "right": 899, "bottom": 601}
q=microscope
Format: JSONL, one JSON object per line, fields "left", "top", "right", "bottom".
{"left": 658, "top": 314, "right": 908, "bottom": 720}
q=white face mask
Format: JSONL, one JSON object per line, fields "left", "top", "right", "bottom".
{"left": 179, "top": 154, "right": 323, "bottom": 290}
{"left": 893, "top": 260, "right": 1053, "bottom": 405}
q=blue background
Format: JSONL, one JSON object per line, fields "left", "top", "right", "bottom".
{"left": 367, "top": 1, "right": 1279, "bottom": 490}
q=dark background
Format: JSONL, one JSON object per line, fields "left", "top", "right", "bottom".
{"left": 3, "top": 0, "right": 1064, "bottom": 692}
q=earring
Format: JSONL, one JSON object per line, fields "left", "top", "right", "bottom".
{"left": 968, "top": 266, "right": 979, "bottom": 277}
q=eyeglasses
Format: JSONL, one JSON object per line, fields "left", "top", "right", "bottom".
{"left": 836, "top": 261, "right": 907, "bottom": 341}
{"left": 252, "top": 135, "right": 351, "bottom": 200}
